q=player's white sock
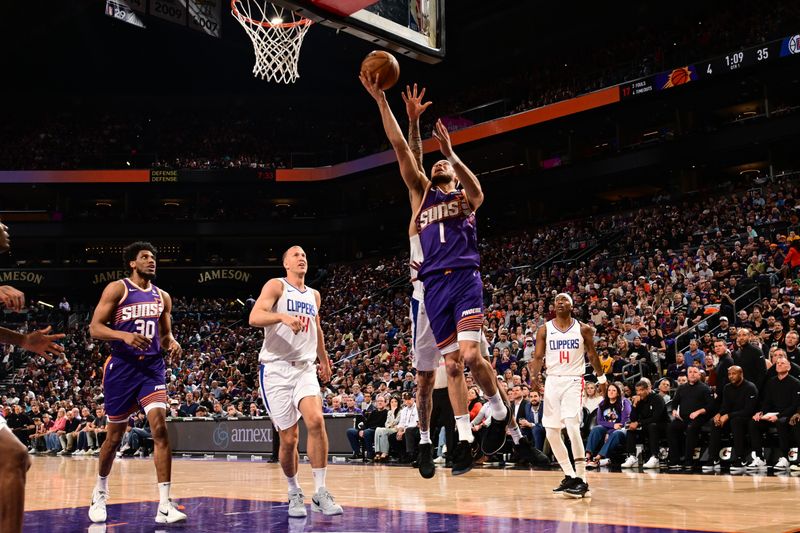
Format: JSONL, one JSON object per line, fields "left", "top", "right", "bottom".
{"left": 565, "top": 417, "right": 587, "bottom": 481}
{"left": 546, "top": 427, "right": 576, "bottom": 478}
{"left": 488, "top": 391, "right": 508, "bottom": 421}
{"left": 311, "top": 468, "right": 326, "bottom": 493}
{"left": 157, "top": 482, "right": 171, "bottom": 507}
{"left": 419, "top": 430, "right": 432, "bottom": 445}
{"left": 455, "top": 414, "right": 474, "bottom": 443}
{"left": 286, "top": 473, "right": 300, "bottom": 492}
{"left": 509, "top": 425, "right": 522, "bottom": 445}
{"left": 96, "top": 475, "right": 109, "bottom": 493}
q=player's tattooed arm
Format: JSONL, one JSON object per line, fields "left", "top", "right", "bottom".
{"left": 360, "top": 72, "right": 428, "bottom": 200}
{"left": 403, "top": 83, "right": 432, "bottom": 173}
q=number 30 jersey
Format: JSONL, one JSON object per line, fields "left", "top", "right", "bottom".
{"left": 545, "top": 318, "right": 585, "bottom": 377}
{"left": 259, "top": 278, "right": 318, "bottom": 364}
{"left": 110, "top": 278, "right": 164, "bottom": 361}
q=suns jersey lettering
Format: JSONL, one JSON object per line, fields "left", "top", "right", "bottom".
{"left": 258, "top": 279, "right": 318, "bottom": 364}
{"left": 545, "top": 319, "right": 585, "bottom": 376}
{"left": 414, "top": 185, "right": 480, "bottom": 280}
{"left": 110, "top": 278, "right": 164, "bottom": 360}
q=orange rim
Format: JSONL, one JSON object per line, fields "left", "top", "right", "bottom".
{"left": 231, "top": 0, "right": 312, "bottom": 28}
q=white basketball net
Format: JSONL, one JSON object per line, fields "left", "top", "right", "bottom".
{"left": 231, "top": 1, "right": 312, "bottom": 84}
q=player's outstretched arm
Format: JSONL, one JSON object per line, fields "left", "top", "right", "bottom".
{"left": 313, "top": 289, "right": 332, "bottom": 383}
{"left": 249, "top": 278, "right": 302, "bottom": 333}
{"left": 0, "top": 325, "right": 65, "bottom": 359}
{"left": 158, "top": 290, "right": 182, "bottom": 358}
{"left": 89, "top": 281, "right": 151, "bottom": 350}
{"left": 403, "top": 83, "right": 432, "bottom": 173}
{"left": 360, "top": 72, "right": 428, "bottom": 198}
{"left": 432, "top": 119, "right": 484, "bottom": 210}
{"left": 529, "top": 325, "right": 547, "bottom": 392}
{"left": 581, "top": 323, "right": 606, "bottom": 387}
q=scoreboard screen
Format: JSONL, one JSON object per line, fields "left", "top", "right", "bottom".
{"left": 620, "top": 33, "right": 800, "bottom": 100}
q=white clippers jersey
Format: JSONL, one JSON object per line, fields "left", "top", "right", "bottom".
{"left": 545, "top": 318, "right": 585, "bottom": 376}
{"left": 258, "top": 278, "right": 318, "bottom": 364}
{"left": 410, "top": 234, "right": 424, "bottom": 300}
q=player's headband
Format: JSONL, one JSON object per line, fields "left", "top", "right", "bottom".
{"left": 555, "top": 293, "right": 573, "bottom": 306}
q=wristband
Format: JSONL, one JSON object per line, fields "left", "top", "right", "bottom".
{"left": 595, "top": 374, "right": 608, "bottom": 385}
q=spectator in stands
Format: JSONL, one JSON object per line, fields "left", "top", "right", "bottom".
{"left": 667, "top": 366, "right": 714, "bottom": 469}
{"left": 746, "top": 353, "right": 800, "bottom": 470}
{"left": 519, "top": 390, "right": 544, "bottom": 450}
{"left": 45, "top": 408, "right": 66, "bottom": 453}
{"left": 57, "top": 408, "right": 80, "bottom": 455}
{"left": 656, "top": 379, "right": 672, "bottom": 403}
{"left": 684, "top": 339, "right": 705, "bottom": 368}
{"left": 29, "top": 413, "right": 52, "bottom": 454}
{"left": 666, "top": 352, "right": 688, "bottom": 383}
{"left": 373, "top": 396, "right": 400, "bottom": 462}
{"left": 784, "top": 330, "right": 800, "bottom": 366}
{"left": 346, "top": 395, "right": 388, "bottom": 461}
{"left": 713, "top": 338, "right": 735, "bottom": 394}
{"left": 586, "top": 382, "right": 631, "bottom": 468}
{"left": 622, "top": 379, "right": 669, "bottom": 469}
{"left": 396, "top": 392, "right": 419, "bottom": 463}
{"left": 179, "top": 392, "right": 200, "bottom": 417}
{"left": 87, "top": 407, "right": 107, "bottom": 455}
{"left": 6, "top": 405, "right": 34, "bottom": 447}
{"left": 733, "top": 328, "right": 766, "bottom": 388}
{"left": 703, "top": 365, "right": 758, "bottom": 472}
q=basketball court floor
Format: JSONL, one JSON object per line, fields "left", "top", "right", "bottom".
{"left": 23, "top": 456, "right": 800, "bottom": 532}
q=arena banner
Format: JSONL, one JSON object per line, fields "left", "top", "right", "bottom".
{"left": 188, "top": 0, "right": 222, "bottom": 37}
{"left": 105, "top": 0, "right": 146, "bottom": 28}
{"left": 0, "top": 170, "right": 150, "bottom": 183}
{"left": 149, "top": 0, "right": 187, "bottom": 25}
{"left": 166, "top": 416, "right": 356, "bottom": 454}
{"left": 0, "top": 267, "right": 278, "bottom": 291}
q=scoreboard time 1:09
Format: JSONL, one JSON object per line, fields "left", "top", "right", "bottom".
{"left": 697, "top": 40, "right": 782, "bottom": 78}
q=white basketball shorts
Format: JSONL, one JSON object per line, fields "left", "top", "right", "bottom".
{"left": 258, "top": 360, "right": 320, "bottom": 432}
{"left": 411, "top": 297, "right": 440, "bottom": 372}
{"left": 542, "top": 375, "right": 584, "bottom": 429}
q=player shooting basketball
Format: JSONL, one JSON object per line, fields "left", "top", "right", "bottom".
{"left": 361, "top": 72, "right": 535, "bottom": 477}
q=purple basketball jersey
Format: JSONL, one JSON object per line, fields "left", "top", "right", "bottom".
{"left": 415, "top": 185, "right": 480, "bottom": 280}
{"left": 110, "top": 278, "right": 163, "bottom": 360}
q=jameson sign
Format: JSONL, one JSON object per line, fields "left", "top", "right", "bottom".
{"left": 196, "top": 269, "right": 252, "bottom": 284}
{"left": 0, "top": 267, "right": 276, "bottom": 292}
{"left": 0, "top": 271, "right": 45, "bottom": 285}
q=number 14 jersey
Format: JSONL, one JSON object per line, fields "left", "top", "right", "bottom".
{"left": 258, "top": 278, "right": 318, "bottom": 364}
{"left": 545, "top": 318, "right": 585, "bottom": 376}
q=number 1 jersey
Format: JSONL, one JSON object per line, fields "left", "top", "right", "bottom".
{"left": 110, "top": 278, "right": 164, "bottom": 360}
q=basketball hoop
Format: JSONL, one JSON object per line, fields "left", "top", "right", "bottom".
{"left": 231, "top": 0, "right": 312, "bottom": 84}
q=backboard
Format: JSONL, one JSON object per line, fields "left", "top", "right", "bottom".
{"left": 272, "top": 0, "right": 444, "bottom": 63}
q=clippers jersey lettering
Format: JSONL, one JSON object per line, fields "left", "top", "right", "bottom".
{"left": 545, "top": 319, "right": 585, "bottom": 376}
{"left": 409, "top": 234, "right": 424, "bottom": 300}
{"left": 259, "top": 279, "right": 318, "bottom": 364}
{"left": 415, "top": 185, "right": 480, "bottom": 280}
{"left": 110, "top": 278, "right": 163, "bottom": 360}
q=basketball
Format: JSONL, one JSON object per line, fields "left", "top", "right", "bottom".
{"left": 361, "top": 50, "right": 400, "bottom": 90}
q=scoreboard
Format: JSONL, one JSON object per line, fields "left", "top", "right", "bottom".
{"left": 620, "top": 33, "right": 800, "bottom": 100}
